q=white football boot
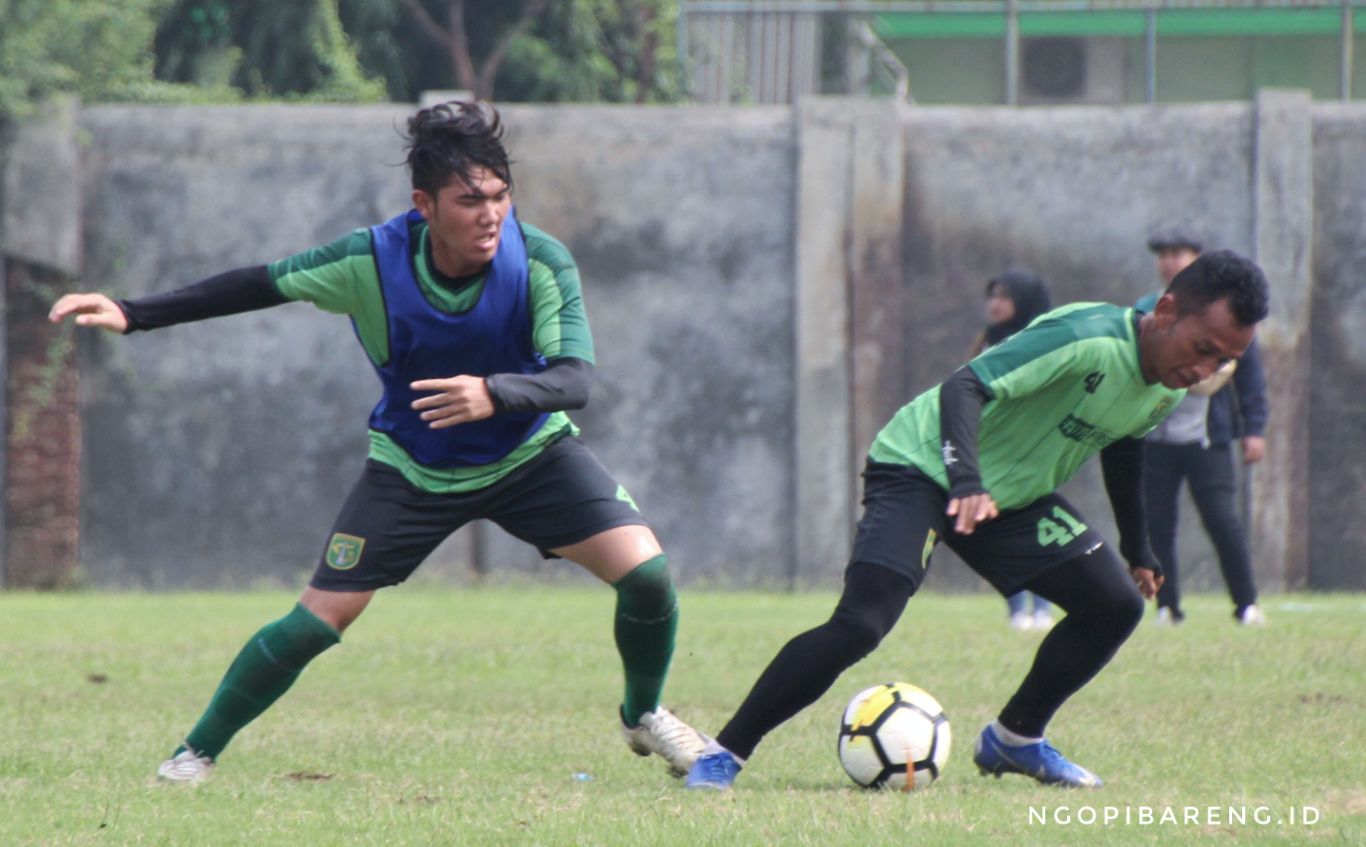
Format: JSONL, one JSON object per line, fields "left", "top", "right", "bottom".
{"left": 157, "top": 746, "right": 215, "bottom": 784}
{"left": 1236, "top": 604, "right": 1267, "bottom": 626}
{"left": 620, "top": 707, "right": 708, "bottom": 776}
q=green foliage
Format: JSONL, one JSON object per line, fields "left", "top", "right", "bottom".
{"left": 338, "top": 0, "right": 413, "bottom": 102}
{"left": 0, "top": 589, "right": 1362, "bottom": 844}
{"left": 0, "top": 0, "right": 681, "bottom": 119}
{"left": 500, "top": 0, "right": 682, "bottom": 103}
{"left": 153, "top": 0, "right": 385, "bottom": 102}
{"left": 0, "top": 0, "right": 186, "bottom": 119}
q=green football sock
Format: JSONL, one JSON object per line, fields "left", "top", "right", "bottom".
{"left": 612, "top": 554, "right": 678, "bottom": 725}
{"left": 181, "top": 602, "right": 340, "bottom": 759}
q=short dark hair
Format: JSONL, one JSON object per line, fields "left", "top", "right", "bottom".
{"left": 404, "top": 101, "right": 513, "bottom": 196}
{"left": 1165, "top": 249, "right": 1269, "bottom": 326}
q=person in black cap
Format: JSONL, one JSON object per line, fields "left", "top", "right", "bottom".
{"left": 1138, "top": 227, "right": 1269, "bottom": 626}
{"left": 972, "top": 270, "right": 1056, "bottom": 631}
{"left": 1147, "top": 227, "right": 1204, "bottom": 286}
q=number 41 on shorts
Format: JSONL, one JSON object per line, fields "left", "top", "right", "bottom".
{"left": 1036, "top": 506, "right": 1088, "bottom": 547}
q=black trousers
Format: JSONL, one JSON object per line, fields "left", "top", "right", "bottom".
{"left": 1144, "top": 441, "right": 1258, "bottom": 612}
{"left": 714, "top": 548, "right": 1144, "bottom": 759}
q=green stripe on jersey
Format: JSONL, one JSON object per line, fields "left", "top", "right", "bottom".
{"left": 368, "top": 416, "right": 579, "bottom": 493}
{"left": 269, "top": 229, "right": 391, "bottom": 364}
{"left": 869, "top": 302, "right": 1185, "bottom": 509}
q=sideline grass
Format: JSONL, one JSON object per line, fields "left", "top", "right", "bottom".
{"left": 1, "top": 588, "right": 1361, "bottom": 845}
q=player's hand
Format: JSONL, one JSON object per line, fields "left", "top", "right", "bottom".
{"left": 48, "top": 293, "right": 129, "bottom": 333}
{"left": 409, "top": 375, "right": 495, "bottom": 428}
{"left": 946, "top": 492, "right": 998, "bottom": 535}
{"left": 1242, "top": 435, "right": 1266, "bottom": 464}
{"left": 1131, "top": 567, "right": 1163, "bottom": 600}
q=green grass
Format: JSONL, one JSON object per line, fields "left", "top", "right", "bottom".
{"left": 1, "top": 588, "right": 1362, "bottom": 846}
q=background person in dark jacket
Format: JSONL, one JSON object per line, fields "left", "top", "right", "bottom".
{"left": 972, "top": 270, "right": 1056, "bottom": 631}
{"left": 1139, "top": 228, "right": 1269, "bottom": 625}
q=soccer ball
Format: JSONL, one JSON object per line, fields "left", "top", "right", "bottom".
{"left": 837, "top": 682, "right": 951, "bottom": 791}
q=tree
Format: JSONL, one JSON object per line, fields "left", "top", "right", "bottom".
{"left": 394, "top": 0, "right": 679, "bottom": 104}
{"left": 399, "top": 0, "right": 552, "bottom": 101}
{"left": 0, "top": 0, "right": 172, "bottom": 120}
{"left": 152, "top": 0, "right": 384, "bottom": 101}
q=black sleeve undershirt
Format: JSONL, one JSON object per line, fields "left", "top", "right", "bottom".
{"left": 118, "top": 265, "right": 287, "bottom": 332}
{"left": 120, "top": 265, "right": 589, "bottom": 414}
{"left": 938, "top": 366, "right": 994, "bottom": 500}
{"left": 1100, "top": 437, "right": 1162, "bottom": 575}
{"left": 486, "top": 358, "right": 593, "bottom": 414}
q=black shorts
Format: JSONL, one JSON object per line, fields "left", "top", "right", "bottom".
{"left": 310, "top": 435, "right": 649, "bottom": 592}
{"left": 849, "top": 461, "right": 1106, "bottom": 595}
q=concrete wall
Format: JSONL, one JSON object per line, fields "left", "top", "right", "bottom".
{"left": 1308, "top": 103, "right": 1366, "bottom": 590}
{"left": 2, "top": 93, "right": 1363, "bottom": 590}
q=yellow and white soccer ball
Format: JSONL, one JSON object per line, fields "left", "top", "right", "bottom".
{"left": 838, "top": 682, "right": 951, "bottom": 791}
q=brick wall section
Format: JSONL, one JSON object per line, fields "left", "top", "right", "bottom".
{"left": 4, "top": 258, "right": 80, "bottom": 588}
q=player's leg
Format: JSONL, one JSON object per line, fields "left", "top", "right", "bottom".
{"left": 686, "top": 462, "right": 938, "bottom": 790}
{"left": 1144, "top": 442, "right": 1188, "bottom": 622}
{"left": 485, "top": 436, "right": 701, "bottom": 774}
{"left": 997, "top": 543, "right": 1144, "bottom": 738}
{"left": 1030, "top": 593, "right": 1055, "bottom": 630}
{"left": 951, "top": 494, "right": 1139, "bottom": 788}
{"left": 700, "top": 563, "right": 912, "bottom": 762}
{"left": 1187, "top": 444, "right": 1260, "bottom": 622}
{"left": 1004, "top": 590, "right": 1032, "bottom": 630}
{"left": 159, "top": 461, "right": 457, "bottom": 782}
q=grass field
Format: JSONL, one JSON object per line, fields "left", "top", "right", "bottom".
{"left": 1, "top": 587, "right": 1361, "bottom": 846}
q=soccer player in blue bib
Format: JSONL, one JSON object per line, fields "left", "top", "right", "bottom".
{"left": 51, "top": 101, "right": 706, "bottom": 782}
{"left": 686, "top": 251, "right": 1269, "bottom": 790}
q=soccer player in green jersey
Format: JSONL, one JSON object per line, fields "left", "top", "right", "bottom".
{"left": 687, "top": 250, "right": 1269, "bottom": 790}
{"left": 50, "top": 101, "right": 706, "bottom": 783}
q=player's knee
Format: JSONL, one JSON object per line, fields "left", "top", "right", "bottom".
{"left": 828, "top": 611, "right": 893, "bottom": 661}
{"left": 1107, "top": 587, "right": 1145, "bottom": 635}
{"left": 613, "top": 554, "right": 676, "bottom": 618}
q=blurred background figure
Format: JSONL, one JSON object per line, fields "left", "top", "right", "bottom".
{"left": 1139, "top": 227, "right": 1269, "bottom": 626}
{"left": 972, "top": 269, "right": 1055, "bottom": 631}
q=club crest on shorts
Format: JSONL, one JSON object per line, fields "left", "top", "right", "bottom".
{"left": 326, "top": 533, "right": 366, "bottom": 570}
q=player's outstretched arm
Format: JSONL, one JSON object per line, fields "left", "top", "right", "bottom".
{"left": 49, "top": 293, "right": 130, "bottom": 333}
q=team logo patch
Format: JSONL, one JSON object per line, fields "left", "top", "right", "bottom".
{"left": 1148, "top": 397, "right": 1175, "bottom": 422}
{"left": 326, "top": 533, "right": 366, "bottom": 570}
{"left": 920, "top": 529, "right": 937, "bottom": 570}
{"left": 615, "top": 484, "right": 640, "bottom": 513}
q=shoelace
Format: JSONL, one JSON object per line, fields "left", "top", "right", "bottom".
{"left": 696, "top": 753, "right": 736, "bottom": 778}
{"left": 651, "top": 711, "right": 698, "bottom": 747}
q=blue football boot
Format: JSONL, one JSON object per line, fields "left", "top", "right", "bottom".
{"left": 685, "top": 750, "right": 743, "bottom": 790}
{"left": 973, "top": 724, "right": 1103, "bottom": 788}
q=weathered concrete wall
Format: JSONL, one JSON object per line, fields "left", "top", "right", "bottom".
{"left": 3, "top": 94, "right": 1362, "bottom": 591}
{"left": 479, "top": 105, "right": 798, "bottom": 584}
{"left": 0, "top": 97, "right": 84, "bottom": 588}
{"left": 1309, "top": 104, "right": 1366, "bottom": 590}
